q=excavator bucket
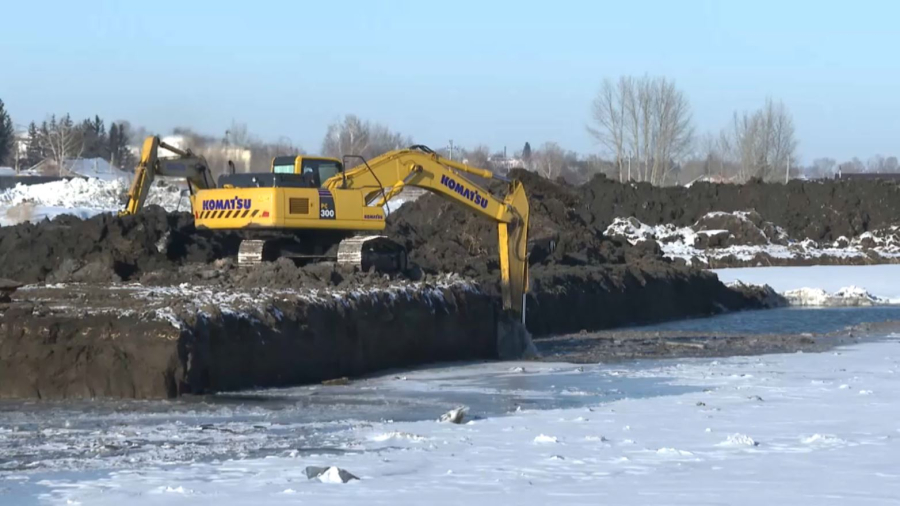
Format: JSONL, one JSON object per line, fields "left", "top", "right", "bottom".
{"left": 498, "top": 180, "right": 530, "bottom": 319}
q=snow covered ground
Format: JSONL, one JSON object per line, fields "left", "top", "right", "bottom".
{"left": 11, "top": 332, "right": 900, "bottom": 505}
{"left": 0, "top": 178, "right": 190, "bottom": 225}
{"left": 606, "top": 215, "right": 900, "bottom": 266}
{"left": 715, "top": 265, "right": 900, "bottom": 304}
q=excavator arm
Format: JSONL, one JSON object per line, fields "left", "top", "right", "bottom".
{"left": 323, "top": 146, "right": 530, "bottom": 316}
{"left": 121, "top": 136, "right": 216, "bottom": 215}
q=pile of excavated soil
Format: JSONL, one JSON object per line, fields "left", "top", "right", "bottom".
{"left": 0, "top": 172, "right": 805, "bottom": 337}
{"left": 579, "top": 175, "right": 900, "bottom": 241}
{"left": 0, "top": 206, "right": 241, "bottom": 284}
{"left": 385, "top": 170, "right": 784, "bottom": 334}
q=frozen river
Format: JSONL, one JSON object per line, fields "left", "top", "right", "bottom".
{"left": 4, "top": 264, "right": 900, "bottom": 505}
{"left": 2, "top": 316, "right": 900, "bottom": 504}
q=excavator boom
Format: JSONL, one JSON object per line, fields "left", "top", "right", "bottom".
{"left": 325, "top": 147, "right": 530, "bottom": 314}
{"left": 121, "top": 136, "right": 215, "bottom": 215}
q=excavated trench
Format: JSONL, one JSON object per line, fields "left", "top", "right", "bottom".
{"left": 5, "top": 174, "right": 885, "bottom": 399}
{"left": 0, "top": 282, "right": 496, "bottom": 399}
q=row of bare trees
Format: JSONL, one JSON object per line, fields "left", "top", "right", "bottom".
{"left": 695, "top": 98, "right": 798, "bottom": 183}
{"left": 320, "top": 115, "right": 412, "bottom": 162}
{"left": 588, "top": 76, "right": 694, "bottom": 185}
{"left": 19, "top": 115, "right": 136, "bottom": 175}
{"left": 587, "top": 75, "right": 801, "bottom": 184}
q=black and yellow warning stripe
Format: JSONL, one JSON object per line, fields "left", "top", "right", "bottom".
{"left": 198, "top": 209, "right": 260, "bottom": 220}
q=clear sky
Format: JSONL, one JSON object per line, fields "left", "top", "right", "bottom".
{"left": 1, "top": 0, "right": 897, "bottom": 162}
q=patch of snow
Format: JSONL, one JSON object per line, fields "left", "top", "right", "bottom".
{"left": 439, "top": 407, "right": 468, "bottom": 424}
{"left": 371, "top": 431, "right": 427, "bottom": 442}
{"left": 783, "top": 286, "right": 885, "bottom": 307}
{"left": 655, "top": 447, "right": 694, "bottom": 457}
{"left": 606, "top": 215, "right": 900, "bottom": 266}
{"left": 715, "top": 265, "right": 900, "bottom": 304}
{"left": 801, "top": 434, "right": 846, "bottom": 445}
{"left": 316, "top": 466, "right": 358, "bottom": 484}
{"left": 533, "top": 434, "right": 558, "bottom": 444}
{"left": 717, "top": 433, "right": 759, "bottom": 447}
{"left": 0, "top": 178, "right": 190, "bottom": 226}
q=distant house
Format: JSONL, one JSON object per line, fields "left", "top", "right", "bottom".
{"left": 488, "top": 156, "right": 525, "bottom": 173}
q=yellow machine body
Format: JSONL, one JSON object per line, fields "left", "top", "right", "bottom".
{"left": 123, "top": 139, "right": 529, "bottom": 315}
{"left": 191, "top": 187, "right": 386, "bottom": 231}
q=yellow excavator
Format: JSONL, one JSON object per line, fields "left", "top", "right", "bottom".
{"left": 122, "top": 136, "right": 530, "bottom": 315}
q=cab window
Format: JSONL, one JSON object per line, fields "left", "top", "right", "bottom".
{"left": 300, "top": 159, "right": 343, "bottom": 185}
{"left": 272, "top": 156, "right": 297, "bottom": 174}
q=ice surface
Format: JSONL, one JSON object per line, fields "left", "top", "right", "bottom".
{"left": 714, "top": 265, "right": 900, "bottom": 304}
{"left": 12, "top": 331, "right": 900, "bottom": 505}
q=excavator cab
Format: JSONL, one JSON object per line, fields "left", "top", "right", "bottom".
{"left": 271, "top": 156, "right": 343, "bottom": 188}
{"left": 216, "top": 156, "right": 346, "bottom": 190}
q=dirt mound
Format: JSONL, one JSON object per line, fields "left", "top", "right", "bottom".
{"left": 387, "top": 171, "right": 779, "bottom": 334}
{"left": 386, "top": 170, "right": 638, "bottom": 283}
{"left": 139, "top": 256, "right": 419, "bottom": 292}
{"left": 0, "top": 206, "right": 241, "bottom": 284}
{"left": 692, "top": 211, "right": 788, "bottom": 247}
{"left": 578, "top": 175, "right": 900, "bottom": 241}
{"left": 0, "top": 171, "right": 794, "bottom": 337}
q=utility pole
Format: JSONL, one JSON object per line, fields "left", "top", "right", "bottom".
{"left": 628, "top": 156, "right": 632, "bottom": 181}
{"left": 448, "top": 139, "right": 454, "bottom": 160}
{"left": 785, "top": 158, "right": 790, "bottom": 184}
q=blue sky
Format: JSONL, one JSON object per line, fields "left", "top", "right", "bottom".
{"left": 1, "top": 0, "right": 897, "bottom": 162}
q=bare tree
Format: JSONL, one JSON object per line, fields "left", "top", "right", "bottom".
{"left": 249, "top": 137, "right": 304, "bottom": 172}
{"left": 867, "top": 155, "right": 887, "bottom": 173}
{"left": 462, "top": 144, "right": 492, "bottom": 169}
{"left": 530, "top": 142, "right": 567, "bottom": 180}
{"left": 225, "top": 121, "right": 252, "bottom": 148}
{"left": 321, "top": 114, "right": 411, "bottom": 161}
{"left": 588, "top": 75, "right": 693, "bottom": 185}
{"left": 39, "top": 114, "right": 84, "bottom": 176}
{"left": 809, "top": 157, "right": 837, "bottom": 179}
{"left": 723, "top": 98, "right": 797, "bottom": 182}
{"left": 588, "top": 77, "right": 628, "bottom": 180}
{"left": 838, "top": 157, "right": 866, "bottom": 174}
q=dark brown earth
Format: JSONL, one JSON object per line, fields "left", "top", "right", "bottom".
{"left": 577, "top": 174, "right": 900, "bottom": 242}
{"left": 4, "top": 174, "right": 898, "bottom": 398}
{"left": 386, "top": 170, "right": 786, "bottom": 334}
{"left": 0, "top": 282, "right": 495, "bottom": 399}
